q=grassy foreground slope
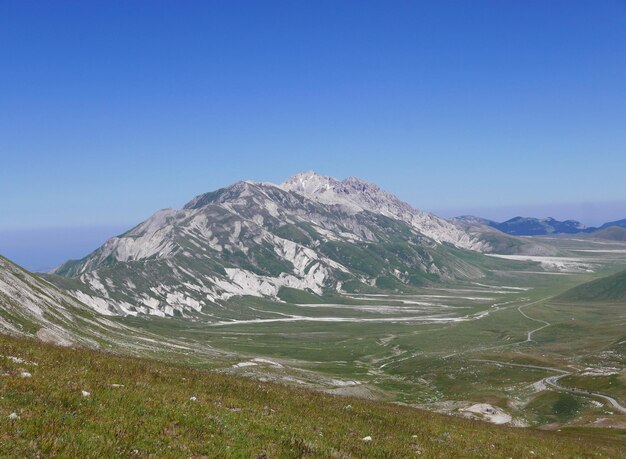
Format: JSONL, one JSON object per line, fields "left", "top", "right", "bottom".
{"left": 1, "top": 335, "right": 624, "bottom": 458}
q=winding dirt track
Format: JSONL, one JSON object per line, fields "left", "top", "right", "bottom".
{"left": 371, "top": 290, "right": 626, "bottom": 414}
{"left": 483, "top": 301, "right": 626, "bottom": 414}
{"left": 544, "top": 374, "right": 626, "bottom": 414}
{"left": 473, "top": 358, "right": 626, "bottom": 414}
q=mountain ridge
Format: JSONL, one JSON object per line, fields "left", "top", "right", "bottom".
{"left": 281, "top": 172, "right": 485, "bottom": 250}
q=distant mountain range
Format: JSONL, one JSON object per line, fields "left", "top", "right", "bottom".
{"left": 454, "top": 216, "right": 626, "bottom": 238}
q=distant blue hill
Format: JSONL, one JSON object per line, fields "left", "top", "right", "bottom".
{"left": 596, "top": 218, "right": 626, "bottom": 231}
{"left": 491, "top": 216, "right": 588, "bottom": 236}
{"left": 455, "top": 216, "right": 626, "bottom": 237}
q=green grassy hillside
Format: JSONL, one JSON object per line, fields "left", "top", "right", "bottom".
{"left": 0, "top": 335, "right": 624, "bottom": 458}
{"left": 556, "top": 269, "right": 626, "bottom": 302}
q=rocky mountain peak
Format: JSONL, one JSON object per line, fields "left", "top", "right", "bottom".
{"left": 281, "top": 171, "right": 338, "bottom": 195}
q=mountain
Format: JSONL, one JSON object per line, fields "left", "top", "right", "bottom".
{"left": 455, "top": 216, "right": 591, "bottom": 236}
{"left": 595, "top": 218, "right": 626, "bottom": 231}
{"left": 0, "top": 254, "right": 224, "bottom": 358}
{"left": 453, "top": 215, "right": 496, "bottom": 227}
{"left": 587, "top": 226, "right": 626, "bottom": 241}
{"left": 452, "top": 217, "right": 557, "bottom": 256}
{"left": 556, "top": 269, "right": 626, "bottom": 303}
{"left": 490, "top": 217, "right": 588, "bottom": 236}
{"left": 458, "top": 215, "right": 626, "bottom": 237}
{"left": 0, "top": 255, "right": 114, "bottom": 347}
{"left": 281, "top": 172, "right": 484, "bottom": 250}
{"left": 48, "top": 172, "right": 532, "bottom": 318}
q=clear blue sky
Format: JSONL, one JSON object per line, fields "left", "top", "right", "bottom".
{"left": 1, "top": 1, "right": 625, "bottom": 269}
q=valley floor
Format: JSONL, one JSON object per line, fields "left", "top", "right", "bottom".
{"left": 113, "top": 236, "right": 626, "bottom": 433}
